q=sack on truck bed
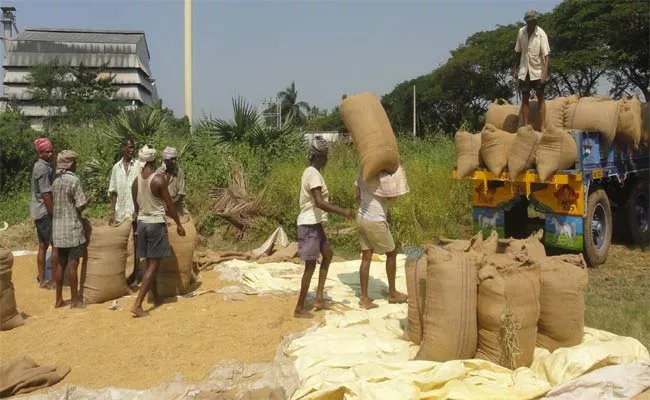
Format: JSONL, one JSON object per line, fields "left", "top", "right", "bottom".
{"left": 508, "top": 125, "right": 542, "bottom": 179}
{"left": 0, "top": 248, "right": 24, "bottom": 331}
{"left": 617, "top": 96, "right": 642, "bottom": 149}
{"left": 481, "top": 124, "right": 516, "bottom": 176}
{"left": 476, "top": 261, "right": 540, "bottom": 369}
{"left": 535, "top": 125, "right": 577, "bottom": 181}
{"left": 415, "top": 246, "right": 479, "bottom": 362}
{"left": 536, "top": 254, "right": 588, "bottom": 352}
{"left": 405, "top": 252, "right": 428, "bottom": 345}
{"left": 565, "top": 99, "right": 620, "bottom": 149}
{"left": 455, "top": 130, "right": 483, "bottom": 178}
{"left": 81, "top": 220, "right": 130, "bottom": 304}
{"left": 485, "top": 99, "right": 520, "bottom": 133}
{"left": 156, "top": 215, "right": 197, "bottom": 298}
{"left": 340, "top": 92, "right": 400, "bottom": 182}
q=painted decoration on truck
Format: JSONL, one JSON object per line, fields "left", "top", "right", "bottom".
{"left": 471, "top": 180, "right": 520, "bottom": 208}
{"left": 544, "top": 214, "right": 583, "bottom": 251}
{"left": 472, "top": 207, "right": 505, "bottom": 239}
{"left": 530, "top": 180, "right": 584, "bottom": 216}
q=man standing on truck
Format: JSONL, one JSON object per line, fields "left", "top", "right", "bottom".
{"left": 513, "top": 10, "right": 551, "bottom": 128}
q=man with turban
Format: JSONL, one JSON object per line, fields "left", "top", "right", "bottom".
{"left": 294, "top": 136, "right": 355, "bottom": 319}
{"left": 130, "top": 145, "right": 186, "bottom": 318}
{"left": 156, "top": 146, "right": 186, "bottom": 215}
{"left": 51, "top": 150, "right": 88, "bottom": 308}
{"left": 108, "top": 136, "right": 139, "bottom": 226}
{"left": 30, "top": 137, "right": 54, "bottom": 288}
{"left": 513, "top": 9, "right": 551, "bottom": 128}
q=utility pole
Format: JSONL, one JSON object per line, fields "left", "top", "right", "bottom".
{"left": 413, "top": 85, "right": 417, "bottom": 137}
{"left": 184, "top": 0, "right": 192, "bottom": 123}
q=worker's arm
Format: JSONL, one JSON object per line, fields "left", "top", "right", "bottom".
{"left": 513, "top": 29, "right": 522, "bottom": 82}
{"left": 311, "top": 187, "right": 354, "bottom": 220}
{"left": 108, "top": 165, "right": 118, "bottom": 224}
{"left": 42, "top": 192, "right": 53, "bottom": 215}
{"left": 355, "top": 185, "right": 361, "bottom": 207}
{"left": 153, "top": 175, "right": 185, "bottom": 236}
{"left": 131, "top": 178, "right": 139, "bottom": 219}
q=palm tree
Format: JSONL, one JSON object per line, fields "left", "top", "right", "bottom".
{"left": 277, "top": 81, "right": 310, "bottom": 125}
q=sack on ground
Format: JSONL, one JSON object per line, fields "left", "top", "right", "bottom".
{"left": 481, "top": 123, "right": 516, "bottom": 176}
{"left": 405, "top": 252, "right": 428, "bottom": 345}
{"left": 415, "top": 246, "right": 479, "bottom": 361}
{"left": 536, "top": 254, "right": 588, "bottom": 352}
{"left": 340, "top": 92, "right": 400, "bottom": 181}
{"left": 565, "top": 99, "right": 620, "bottom": 149}
{"left": 156, "top": 215, "right": 197, "bottom": 298}
{"left": 455, "top": 130, "right": 483, "bottom": 178}
{"left": 476, "top": 260, "right": 540, "bottom": 369}
{"left": 508, "top": 125, "right": 542, "bottom": 179}
{"left": 499, "top": 230, "right": 546, "bottom": 260}
{"left": 535, "top": 125, "right": 577, "bottom": 181}
{"left": 485, "top": 99, "right": 520, "bottom": 133}
{"left": 0, "top": 248, "right": 24, "bottom": 331}
{"left": 257, "top": 242, "right": 299, "bottom": 264}
{"left": 81, "top": 220, "right": 130, "bottom": 304}
{"left": 617, "top": 96, "right": 642, "bottom": 148}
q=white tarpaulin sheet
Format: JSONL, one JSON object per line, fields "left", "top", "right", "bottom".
{"left": 214, "top": 255, "right": 650, "bottom": 400}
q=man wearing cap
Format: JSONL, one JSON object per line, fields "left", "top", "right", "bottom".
{"left": 513, "top": 10, "right": 551, "bottom": 128}
{"left": 30, "top": 138, "right": 54, "bottom": 288}
{"left": 157, "top": 147, "right": 186, "bottom": 215}
{"left": 131, "top": 145, "right": 185, "bottom": 318}
{"left": 51, "top": 150, "right": 88, "bottom": 308}
{"left": 108, "top": 136, "right": 139, "bottom": 226}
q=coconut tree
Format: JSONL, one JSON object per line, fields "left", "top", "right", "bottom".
{"left": 277, "top": 81, "right": 310, "bottom": 125}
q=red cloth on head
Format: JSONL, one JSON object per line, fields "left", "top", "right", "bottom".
{"left": 34, "top": 138, "right": 53, "bottom": 153}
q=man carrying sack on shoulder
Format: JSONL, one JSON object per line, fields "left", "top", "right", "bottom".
{"left": 355, "top": 165, "right": 409, "bottom": 309}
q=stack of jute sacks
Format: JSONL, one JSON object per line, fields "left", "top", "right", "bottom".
{"left": 80, "top": 215, "right": 197, "bottom": 304}
{"left": 406, "top": 230, "right": 589, "bottom": 369}
{"left": 455, "top": 95, "right": 648, "bottom": 181}
{"left": 340, "top": 92, "right": 401, "bottom": 182}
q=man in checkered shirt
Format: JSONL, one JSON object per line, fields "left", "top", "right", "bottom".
{"left": 51, "top": 150, "right": 89, "bottom": 309}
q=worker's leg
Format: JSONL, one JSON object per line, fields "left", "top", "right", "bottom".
{"left": 314, "top": 242, "right": 333, "bottom": 310}
{"left": 536, "top": 84, "right": 546, "bottom": 129}
{"left": 295, "top": 261, "right": 317, "bottom": 318}
{"left": 386, "top": 250, "right": 407, "bottom": 303}
{"left": 359, "top": 249, "right": 378, "bottom": 309}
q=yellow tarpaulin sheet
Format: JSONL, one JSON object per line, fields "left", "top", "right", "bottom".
{"left": 217, "top": 255, "right": 650, "bottom": 399}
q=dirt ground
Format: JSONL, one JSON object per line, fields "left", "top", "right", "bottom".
{"left": 1, "top": 254, "right": 319, "bottom": 390}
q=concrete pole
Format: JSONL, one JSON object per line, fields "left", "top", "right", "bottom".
{"left": 184, "top": 0, "right": 192, "bottom": 123}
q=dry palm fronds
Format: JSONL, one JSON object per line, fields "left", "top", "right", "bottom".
{"left": 210, "top": 164, "right": 268, "bottom": 238}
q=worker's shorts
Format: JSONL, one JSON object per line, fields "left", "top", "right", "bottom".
{"left": 519, "top": 74, "right": 545, "bottom": 94}
{"left": 358, "top": 218, "right": 395, "bottom": 255}
{"left": 136, "top": 222, "right": 171, "bottom": 259}
{"left": 297, "top": 224, "right": 329, "bottom": 261}
{"left": 34, "top": 214, "right": 52, "bottom": 245}
{"left": 57, "top": 244, "right": 85, "bottom": 267}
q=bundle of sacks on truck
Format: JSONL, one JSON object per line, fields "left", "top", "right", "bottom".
{"left": 456, "top": 95, "right": 650, "bottom": 180}
{"left": 406, "top": 230, "right": 588, "bottom": 369}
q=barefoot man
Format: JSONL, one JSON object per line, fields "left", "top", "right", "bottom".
{"left": 355, "top": 166, "right": 408, "bottom": 309}
{"left": 131, "top": 145, "right": 185, "bottom": 318}
{"left": 30, "top": 138, "right": 54, "bottom": 288}
{"left": 294, "top": 136, "right": 355, "bottom": 318}
{"left": 52, "top": 150, "right": 88, "bottom": 308}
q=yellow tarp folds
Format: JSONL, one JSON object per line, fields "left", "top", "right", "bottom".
{"left": 218, "top": 255, "right": 650, "bottom": 399}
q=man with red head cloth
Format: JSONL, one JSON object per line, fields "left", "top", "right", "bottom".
{"left": 30, "top": 138, "right": 54, "bottom": 288}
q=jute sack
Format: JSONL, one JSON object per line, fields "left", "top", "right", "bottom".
{"left": 617, "top": 96, "right": 642, "bottom": 148}
{"left": 537, "top": 254, "right": 588, "bottom": 352}
{"left": 500, "top": 230, "right": 546, "bottom": 261}
{"left": 524, "top": 98, "right": 569, "bottom": 131}
{"left": 535, "top": 125, "right": 577, "bottom": 181}
{"left": 476, "top": 261, "right": 540, "bottom": 369}
{"left": 415, "top": 246, "right": 479, "bottom": 361}
{"left": 156, "top": 215, "right": 197, "bottom": 298}
{"left": 508, "top": 125, "right": 543, "bottom": 179}
{"left": 485, "top": 99, "right": 520, "bottom": 133}
{"left": 565, "top": 99, "right": 620, "bottom": 149}
{"left": 0, "top": 248, "right": 24, "bottom": 331}
{"left": 405, "top": 252, "right": 428, "bottom": 345}
{"left": 81, "top": 220, "right": 130, "bottom": 304}
{"left": 439, "top": 232, "right": 483, "bottom": 253}
{"left": 481, "top": 123, "right": 516, "bottom": 176}
{"left": 340, "top": 92, "right": 400, "bottom": 181}
{"left": 641, "top": 102, "right": 650, "bottom": 148}
{"left": 455, "top": 130, "right": 483, "bottom": 178}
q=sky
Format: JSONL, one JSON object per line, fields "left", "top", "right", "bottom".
{"left": 2, "top": 0, "right": 562, "bottom": 121}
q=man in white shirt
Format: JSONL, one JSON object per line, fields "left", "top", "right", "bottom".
{"left": 108, "top": 137, "right": 139, "bottom": 225}
{"left": 513, "top": 10, "right": 551, "bottom": 128}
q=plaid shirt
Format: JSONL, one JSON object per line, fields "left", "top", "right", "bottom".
{"left": 52, "top": 172, "right": 87, "bottom": 248}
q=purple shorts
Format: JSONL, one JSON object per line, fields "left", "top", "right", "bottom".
{"left": 297, "top": 224, "right": 329, "bottom": 261}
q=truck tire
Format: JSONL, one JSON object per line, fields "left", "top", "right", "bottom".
{"left": 583, "top": 188, "right": 612, "bottom": 267}
{"left": 626, "top": 179, "right": 649, "bottom": 248}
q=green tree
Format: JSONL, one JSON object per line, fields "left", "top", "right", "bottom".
{"left": 277, "top": 81, "right": 310, "bottom": 125}
{"left": 0, "top": 111, "right": 39, "bottom": 193}
{"left": 304, "top": 106, "right": 347, "bottom": 133}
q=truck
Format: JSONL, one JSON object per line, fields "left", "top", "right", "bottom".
{"left": 453, "top": 130, "right": 649, "bottom": 267}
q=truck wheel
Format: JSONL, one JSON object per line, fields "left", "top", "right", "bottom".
{"left": 583, "top": 188, "right": 612, "bottom": 267}
{"left": 626, "top": 179, "right": 649, "bottom": 248}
